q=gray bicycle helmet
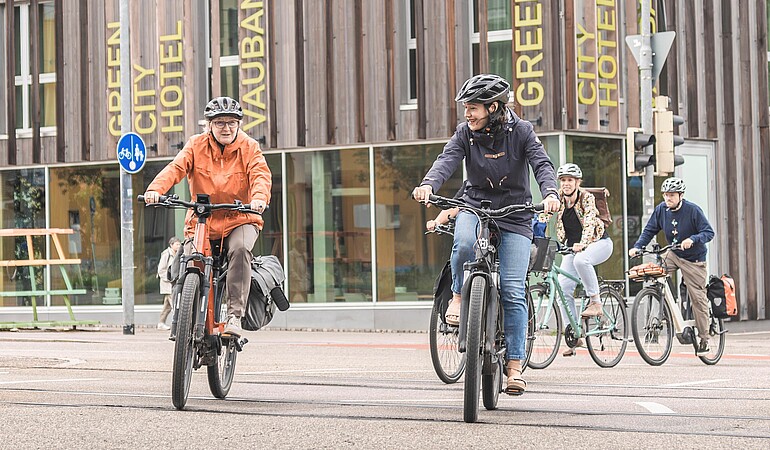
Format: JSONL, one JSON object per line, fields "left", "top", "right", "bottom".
{"left": 204, "top": 96, "right": 243, "bottom": 120}
{"left": 661, "top": 177, "right": 686, "bottom": 193}
{"left": 455, "top": 74, "right": 510, "bottom": 104}
{"left": 557, "top": 163, "right": 583, "bottom": 179}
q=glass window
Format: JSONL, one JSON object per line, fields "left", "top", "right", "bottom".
{"left": 0, "top": 169, "right": 46, "bottom": 307}
{"left": 487, "top": 0, "right": 511, "bottom": 32}
{"left": 286, "top": 149, "right": 372, "bottom": 303}
{"left": 373, "top": 144, "right": 463, "bottom": 302}
{"left": 404, "top": 0, "right": 417, "bottom": 104}
{"left": 48, "top": 165, "right": 122, "bottom": 307}
{"left": 220, "top": 0, "right": 239, "bottom": 57}
{"left": 254, "top": 153, "right": 283, "bottom": 263}
{"left": 471, "top": 1, "right": 513, "bottom": 81}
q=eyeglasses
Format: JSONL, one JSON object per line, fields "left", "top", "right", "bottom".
{"left": 211, "top": 120, "right": 240, "bottom": 129}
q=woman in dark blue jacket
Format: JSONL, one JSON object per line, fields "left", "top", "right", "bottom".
{"left": 413, "top": 74, "right": 560, "bottom": 395}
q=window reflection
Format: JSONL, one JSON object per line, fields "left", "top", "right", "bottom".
{"left": 374, "top": 144, "right": 463, "bottom": 302}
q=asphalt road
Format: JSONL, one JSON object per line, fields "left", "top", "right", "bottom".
{"left": 1, "top": 324, "right": 769, "bottom": 449}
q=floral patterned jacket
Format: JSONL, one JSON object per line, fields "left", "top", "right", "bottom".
{"left": 555, "top": 187, "right": 605, "bottom": 245}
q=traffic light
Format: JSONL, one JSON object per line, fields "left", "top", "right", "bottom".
{"left": 653, "top": 96, "right": 685, "bottom": 175}
{"left": 626, "top": 127, "right": 655, "bottom": 176}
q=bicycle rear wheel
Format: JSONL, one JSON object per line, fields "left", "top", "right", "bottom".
{"left": 522, "top": 290, "right": 535, "bottom": 370}
{"left": 631, "top": 287, "right": 673, "bottom": 366}
{"left": 172, "top": 273, "right": 200, "bottom": 409}
{"left": 208, "top": 294, "right": 238, "bottom": 398}
{"left": 585, "top": 286, "right": 628, "bottom": 368}
{"left": 698, "top": 315, "right": 726, "bottom": 365}
{"left": 526, "top": 284, "right": 562, "bottom": 370}
{"left": 463, "top": 276, "right": 486, "bottom": 424}
{"left": 481, "top": 353, "right": 502, "bottom": 411}
{"left": 429, "top": 300, "right": 465, "bottom": 384}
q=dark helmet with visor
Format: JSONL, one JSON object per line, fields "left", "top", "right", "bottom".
{"left": 204, "top": 96, "right": 243, "bottom": 120}
{"left": 455, "top": 74, "right": 511, "bottom": 105}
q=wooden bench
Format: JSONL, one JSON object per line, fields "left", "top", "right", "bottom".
{"left": 0, "top": 228, "right": 98, "bottom": 329}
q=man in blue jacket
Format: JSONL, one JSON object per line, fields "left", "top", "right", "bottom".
{"left": 629, "top": 177, "right": 715, "bottom": 355}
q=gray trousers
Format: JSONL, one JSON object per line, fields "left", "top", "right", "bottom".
{"left": 558, "top": 237, "right": 614, "bottom": 321}
{"left": 663, "top": 250, "right": 710, "bottom": 342}
{"left": 185, "top": 224, "right": 259, "bottom": 318}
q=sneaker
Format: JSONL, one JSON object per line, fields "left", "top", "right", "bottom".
{"left": 580, "top": 302, "right": 603, "bottom": 318}
{"left": 696, "top": 339, "right": 710, "bottom": 356}
{"left": 223, "top": 316, "right": 243, "bottom": 337}
{"left": 157, "top": 322, "right": 171, "bottom": 331}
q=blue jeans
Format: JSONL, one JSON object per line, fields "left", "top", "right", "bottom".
{"left": 451, "top": 211, "right": 531, "bottom": 361}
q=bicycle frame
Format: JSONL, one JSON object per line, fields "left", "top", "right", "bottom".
{"left": 641, "top": 275, "right": 695, "bottom": 341}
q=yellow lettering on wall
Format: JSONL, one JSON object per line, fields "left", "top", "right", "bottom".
{"left": 578, "top": 81, "right": 596, "bottom": 104}
{"left": 159, "top": 21, "right": 185, "bottom": 133}
{"left": 514, "top": 3, "right": 541, "bottom": 27}
{"left": 133, "top": 64, "right": 157, "bottom": 134}
{"left": 135, "top": 113, "right": 157, "bottom": 134}
{"left": 106, "top": 22, "right": 121, "bottom": 136}
{"left": 514, "top": 28, "right": 542, "bottom": 52}
{"left": 598, "top": 82, "right": 617, "bottom": 107}
{"left": 516, "top": 82, "right": 544, "bottom": 106}
{"left": 240, "top": 1, "right": 267, "bottom": 131}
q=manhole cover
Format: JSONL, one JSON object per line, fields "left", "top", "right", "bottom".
{"left": 0, "top": 356, "right": 71, "bottom": 369}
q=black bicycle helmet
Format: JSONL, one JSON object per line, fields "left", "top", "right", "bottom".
{"left": 204, "top": 96, "right": 243, "bottom": 120}
{"left": 455, "top": 74, "right": 511, "bottom": 104}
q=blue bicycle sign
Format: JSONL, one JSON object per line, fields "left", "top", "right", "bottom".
{"left": 117, "top": 132, "right": 147, "bottom": 174}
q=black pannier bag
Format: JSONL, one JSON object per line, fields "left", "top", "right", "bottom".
{"left": 433, "top": 260, "right": 453, "bottom": 320}
{"left": 242, "top": 255, "right": 290, "bottom": 331}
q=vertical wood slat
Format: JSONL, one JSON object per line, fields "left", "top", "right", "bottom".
{"left": 79, "top": 0, "right": 90, "bottom": 160}
{"left": 294, "top": 0, "right": 306, "bottom": 146}
{"left": 267, "top": 1, "right": 277, "bottom": 146}
{"left": 324, "top": 0, "right": 335, "bottom": 144}
{"left": 756, "top": 0, "right": 770, "bottom": 319}
{"left": 6, "top": 0, "right": 16, "bottom": 164}
{"left": 702, "top": 0, "right": 717, "bottom": 138}
{"left": 564, "top": 0, "right": 576, "bottom": 129}
{"left": 210, "top": 0, "right": 221, "bottom": 97}
{"left": 30, "top": 0, "right": 40, "bottom": 163}
{"left": 445, "top": 0, "right": 456, "bottom": 134}
{"left": 384, "top": 0, "right": 396, "bottom": 140}
{"left": 415, "top": 0, "right": 426, "bottom": 139}
{"left": 54, "top": 0, "right": 64, "bottom": 162}
{"left": 663, "top": 0, "right": 679, "bottom": 125}
{"left": 683, "top": 0, "right": 699, "bottom": 136}
{"left": 477, "top": 0, "right": 488, "bottom": 74}
{"left": 302, "top": 0, "right": 326, "bottom": 147}
{"left": 353, "top": 0, "right": 364, "bottom": 142}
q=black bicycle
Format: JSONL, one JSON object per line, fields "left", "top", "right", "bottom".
{"left": 422, "top": 194, "right": 541, "bottom": 423}
{"left": 139, "top": 193, "right": 260, "bottom": 409}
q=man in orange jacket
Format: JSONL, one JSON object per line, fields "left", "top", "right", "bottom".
{"left": 143, "top": 97, "right": 272, "bottom": 337}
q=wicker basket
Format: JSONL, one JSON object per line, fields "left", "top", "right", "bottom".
{"left": 627, "top": 262, "right": 666, "bottom": 281}
{"left": 529, "top": 237, "right": 558, "bottom": 273}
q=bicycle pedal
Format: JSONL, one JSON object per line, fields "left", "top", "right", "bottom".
{"left": 234, "top": 337, "right": 249, "bottom": 351}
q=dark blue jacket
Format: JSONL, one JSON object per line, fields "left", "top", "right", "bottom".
{"left": 633, "top": 199, "right": 715, "bottom": 262}
{"left": 420, "top": 111, "right": 558, "bottom": 238}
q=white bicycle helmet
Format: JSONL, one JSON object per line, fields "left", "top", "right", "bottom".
{"left": 661, "top": 177, "right": 686, "bottom": 193}
{"left": 557, "top": 163, "right": 583, "bottom": 179}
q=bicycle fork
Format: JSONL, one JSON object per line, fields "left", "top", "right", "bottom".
{"left": 457, "top": 271, "right": 498, "bottom": 357}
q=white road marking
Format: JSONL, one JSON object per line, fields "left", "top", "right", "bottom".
{"left": 240, "top": 368, "right": 433, "bottom": 375}
{"left": 0, "top": 378, "right": 102, "bottom": 386}
{"left": 636, "top": 402, "right": 675, "bottom": 414}
{"left": 661, "top": 379, "right": 730, "bottom": 387}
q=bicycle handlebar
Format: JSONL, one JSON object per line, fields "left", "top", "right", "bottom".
{"left": 423, "top": 194, "right": 544, "bottom": 218}
{"left": 137, "top": 194, "right": 265, "bottom": 215}
{"left": 631, "top": 243, "right": 682, "bottom": 258}
{"left": 425, "top": 222, "right": 454, "bottom": 236}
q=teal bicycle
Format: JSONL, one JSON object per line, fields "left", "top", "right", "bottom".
{"left": 527, "top": 239, "right": 628, "bottom": 368}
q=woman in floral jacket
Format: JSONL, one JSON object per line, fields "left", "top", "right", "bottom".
{"left": 554, "top": 163, "right": 613, "bottom": 356}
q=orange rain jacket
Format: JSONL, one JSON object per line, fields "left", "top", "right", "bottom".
{"left": 147, "top": 130, "right": 272, "bottom": 240}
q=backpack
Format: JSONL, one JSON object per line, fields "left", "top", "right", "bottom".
{"left": 433, "top": 261, "right": 453, "bottom": 321}
{"left": 583, "top": 187, "right": 612, "bottom": 228}
{"left": 706, "top": 274, "right": 738, "bottom": 318}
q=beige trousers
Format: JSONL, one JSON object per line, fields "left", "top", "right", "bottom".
{"left": 663, "top": 250, "right": 710, "bottom": 341}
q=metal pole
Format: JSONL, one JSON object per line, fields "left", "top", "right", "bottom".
{"left": 640, "top": 0, "right": 655, "bottom": 227}
{"left": 119, "top": 0, "right": 135, "bottom": 335}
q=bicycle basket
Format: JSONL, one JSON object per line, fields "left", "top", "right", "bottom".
{"left": 627, "top": 262, "right": 666, "bottom": 281}
{"left": 529, "top": 237, "right": 558, "bottom": 273}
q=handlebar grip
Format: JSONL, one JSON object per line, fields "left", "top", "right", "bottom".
{"left": 137, "top": 194, "right": 145, "bottom": 202}
{"left": 533, "top": 203, "right": 545, "bottom": 212}
{"left": 427, "top": 194, "right": 438, "bottom": 203}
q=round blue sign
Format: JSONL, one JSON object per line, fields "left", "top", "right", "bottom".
{"left": 116, "top": 132, "right": 147, "bottom": 174}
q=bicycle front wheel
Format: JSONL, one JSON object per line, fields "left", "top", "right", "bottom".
{"left": 463, "top": 276, "right": 486, "bottom": 424}
{"left": 208, "top": 293, "right": 238, "bottom": 398}
{"left": 699, "top": 315, "right": 726, "bottom": 365}
{"left": 429, "top": 299, "right": 465, "bottom": 384}
{"left": 526, "top": 284, "right": 562, "bottom": 370}
{"left": 585, "top": 286, "right": 628, "bottom": 368}
{"left": 631, "top": 287, "right": 673, "bottom": 366}
{"left": 172, "top": 273, "right": 200, "bottom": 409}
{"left": 522, "top": 289, "right": 535, "bottom": 370}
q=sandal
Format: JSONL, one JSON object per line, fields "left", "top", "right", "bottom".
{"left": 505, "top": 360, "right": 526, "bottom": 395}
{"left": 444, "top": 298, "right": 461, "bottom": 326}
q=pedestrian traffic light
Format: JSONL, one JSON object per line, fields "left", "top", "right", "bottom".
{"left": 626, "top": 127, "right": 655, "bottom": 176}
{"left": 653, "top": 96, "right": 685, "bottom": 175}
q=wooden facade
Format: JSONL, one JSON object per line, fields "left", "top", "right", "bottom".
{"left": 0, "top": 0, "right": 768, "bottom": 320}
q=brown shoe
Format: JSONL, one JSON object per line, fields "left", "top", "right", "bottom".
{"left": 580, "top": 302, "right": 603, "bottom": 318}
{"left": 562, "top": 338, "right": 585, "bottom": 357}
{"left": 505, "top": 360, "right": 526, "bottom": 395}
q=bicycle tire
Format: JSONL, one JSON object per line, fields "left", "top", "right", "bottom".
{"left": 463, "top": 276, "right": 486, "bottom": 423}
{"left": 481, "top": 353, "right": 502, "bottom": 411}
{"left": 171, "top": 273, "right": 200, "bottom": 409}
{"left": 698, "top": 316, "right": 726, "bottom": 365}
{"left": 585, "top": 286, "right": 628, "bottom": 368}
{"left": 631, "top": 286, "right": 673, "bottom": 366}
{"left": 208, "top": 290, "right": 238, "bottom": 398}
{"left": 429, "top": 300, "right": 465, "bottom": 384}
{"left": 522, "top": 290, "right": 535, "bottom": 371}
{"left": 526, "top": 284, "right": 562, "bottom": 370}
